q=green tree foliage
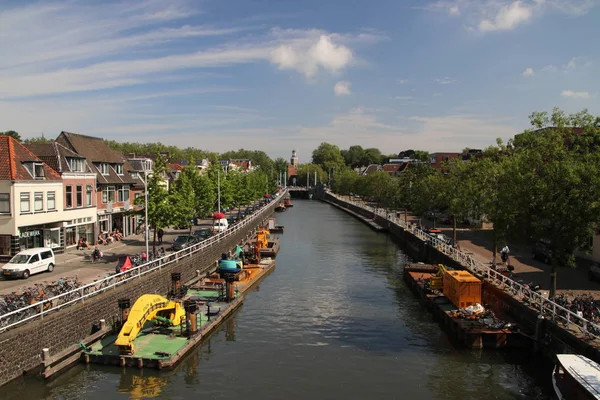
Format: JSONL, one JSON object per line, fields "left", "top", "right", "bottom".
{"left": 170, "top": 159, "right": 197, "bottom": 232}
{"left": 22, "top": 135, "right": 51, "bottom": 144}
{"left": 1, "top": 130, "right": 21, "bottom": 141}
{"left": 509, "top": 108, "right": 600, "bottom": 296}
{"left": 134, "top": 155, "right": 174, "bottom": 251}
{"left": 311, "top": 142, "right": 345, "bottom": 171}
{"left": 192, "top": 171, "right": 216, "bottom": 218}
{"left": 361, "top": 147, "right": 384, "bottom": 166}
{"left": 296, "top": 163, "right": 326, "bottom": 187}
{"left": 332, "top": 168, "right": 359, "bottom": 195}
{"left": 342, "top": 145, "right": 366, "bottom": 168}
{"left": 219, "top": 149, "right": 274, "bottom": 172}
{"left": 105, "top": 140, "right": 217, "bottom": 162}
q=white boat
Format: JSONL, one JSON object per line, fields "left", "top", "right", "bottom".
{"left": 553, "top": 354, "right": 600, "bottom": 399}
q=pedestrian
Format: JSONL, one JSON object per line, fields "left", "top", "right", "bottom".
{"left": 157, "top": 228, "right": 164, "bottom": 244}
{"left": 501, "top": 245, "right": 510, "bottom": 264}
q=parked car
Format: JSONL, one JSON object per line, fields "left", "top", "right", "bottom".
{"left": 193, "top": 228, "right": 213, "bottom": 242}
{"left": 589, "top": 264, "right": 600, "bottom": 282}
{"left": 2, "top": 248, "right": 56, "bottom": 279}
{"left": 227, "top": 215, "right": 239, "bottom": 225}
{"left": 532, "top": 240, "right": 552, "bottom": 264}
{"left": 172, "top": 235, "right": 197, "bottom": 251}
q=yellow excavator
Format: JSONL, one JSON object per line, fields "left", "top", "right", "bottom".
{"left": 255, "top": 227, "right": 269, "bottom": 250}
{"left": 114, "top": 294, "right": 187, "bottom": 355}
{"left": 429, "top": 264, "right": 449, "bottom": 291}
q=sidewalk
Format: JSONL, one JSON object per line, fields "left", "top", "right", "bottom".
{"left": 409, "top": 215, "right": 600, "bottom": 297}
{"left": 0, "top": 217, "right": 219, "bottom": 295}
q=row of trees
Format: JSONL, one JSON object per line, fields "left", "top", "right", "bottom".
{"left": 138, "top": 155, "right": 276, "bottom": 251}
{"left": 327, "top": 108, "right": 600, "bottom": 297}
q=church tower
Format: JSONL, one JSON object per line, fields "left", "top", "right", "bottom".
{"left": 290, "top": 149, "right": 298, "bottom": 168}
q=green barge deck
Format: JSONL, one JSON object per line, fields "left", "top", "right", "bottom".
{"left": 83, "top": 259, "right": 276, "bottom": 370}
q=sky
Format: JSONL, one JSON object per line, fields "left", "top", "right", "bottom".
{"left": 0, "top": 0, "right": 599, "bottom": 161}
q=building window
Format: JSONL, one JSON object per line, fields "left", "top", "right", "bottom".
{"left": 34, "top": 192, "right": 43, "bottom": 211}
{"left": 76, "top": 185, "right": 83, "bottom": 207}
{"left": 67, "top": 157, "right": 85, "bottom": 172}
{"left": 114, "top": 164, "right": 124, "bottom": 175}
{"left": 118, "top": 186, "right": 130, "bottom": 202}
{"left": 86, "top": 185, "right": 92, "bottom": 206}
{"left": 66, "top": 185, "right": 73, "bottom": 208}
{"left": 97, "top": 163, "right": 109, "bottom": 175}
{"left": 102, "top": 186, "right": 115, "bottom": 203}
{"left": 23, "top": 162, "right": 46, "bottom": 179}
{"left": 20, "top": 192, "right": 30, "bottom": 213}
{"left": 0, "top": 193, "right": 9, "bottom": 214}
{"left": 47, "top": 191, "right": 55, "bottom": 210}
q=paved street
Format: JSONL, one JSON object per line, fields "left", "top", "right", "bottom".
{"left": 347, "top": 197, "right": 600, "bottom": 298}
{"left": 412, "top": 216, "right": 600, "bottom": 298}
{"left": 0, "top": 213, "right": 242, "bottom": 296}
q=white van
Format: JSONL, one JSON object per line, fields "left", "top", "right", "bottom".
{"left": 2, "top": 248, "right": 56, "bottom": 279}
{"left": 213, "top": 218, "right": 229, "bottom": 233}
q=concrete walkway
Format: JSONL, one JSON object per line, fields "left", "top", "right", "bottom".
{"left": 347, "top": 197, "right": 600, "bottom": 298}
{"left": 0, "top": 210, "right": 251, "bottom": 296}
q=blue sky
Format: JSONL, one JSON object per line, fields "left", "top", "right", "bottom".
{"left": 0, "top": 0, "right": 598, "bottom": 161}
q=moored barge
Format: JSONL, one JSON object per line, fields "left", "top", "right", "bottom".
{"left": 403, "top": 263, "right": 530, "bottom": 349}
{"left": 83, "top": 257, "right": 276, "bottom": 369}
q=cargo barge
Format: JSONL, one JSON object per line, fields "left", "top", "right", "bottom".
{"left": 403, "top": 263, "right": 531, "bottom": 349}
{"left": 83, "top": 257, "right": 276, "bottom": 369}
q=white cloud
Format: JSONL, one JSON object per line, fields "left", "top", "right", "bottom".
{"left": 526, "top": 57, "right": 590, "bottom": 76}
{"left": 427, "top": 0, "right": 598, "bottom": 32}
{"left": 522, "top": 67, "right": 535, "bottom": 77}
{"left": 334, "top": 81, "right": 352, "bottom": 96}
{"left": 395, "top": 96, "right": 414, "bottom": 100}
{"left": 561, "top": 90, "right": 591, "bottom": 99}
{"left": 0, "top": 3, "right": 373, "bottom": 98}
{"left": 270, "top": 35, "right": 353, "bottom": 78}
{"left": 436, "top": 77, "right": 457, "bottom": 84}
{"left": 397, "top": 79, "right": 409, "bottom": 84}
{"left": 478, "top": 1, "right": 533, "bottom": 31}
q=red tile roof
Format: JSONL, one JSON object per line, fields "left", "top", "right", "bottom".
{"left": 168, "top": 163, "right": 184, "bottom": 171}
{"left": 0, "top": 136, "right": 61, "bottom": 181}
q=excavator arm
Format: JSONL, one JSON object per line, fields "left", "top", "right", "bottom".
{"left": 114, "top": 294, "right": 186, "bottom": 355}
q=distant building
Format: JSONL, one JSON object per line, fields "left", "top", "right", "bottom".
{"left": 288, "top": 150, "right": 298, "bottom": 186}
{"left": 429, "top": 152, "right": 460, "bottom": 169}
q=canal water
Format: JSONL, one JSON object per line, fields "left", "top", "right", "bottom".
{"left": 0, "top": 200, "right": 554, "bottom": 400}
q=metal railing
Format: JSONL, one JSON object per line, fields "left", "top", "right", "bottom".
{"left": 0, "top": 191, "right": 286, "bottom": 332}
{"left": 329, "top": 192, "right": 600, "bottom": 339}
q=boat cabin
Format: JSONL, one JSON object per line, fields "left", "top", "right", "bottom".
{"left": 553, "top": 354, "right": 600, "bottom": 400}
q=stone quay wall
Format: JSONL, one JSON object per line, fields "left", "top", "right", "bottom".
{"left": 322, "top": 192, "right": 600, "bottom": 364}
{"left": 0, "top": 201, "right": 277, "bottom": 387}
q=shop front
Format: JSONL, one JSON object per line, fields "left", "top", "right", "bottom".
{"left": 64, "top": 216, "right": 95, "bottom": 248}
{"left": 15, "top": 224, "right": 63, "bottom": 255}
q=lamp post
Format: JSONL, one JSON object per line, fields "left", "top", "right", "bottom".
{"left": 140, "top": 160, "right": 150, "bottom": 258}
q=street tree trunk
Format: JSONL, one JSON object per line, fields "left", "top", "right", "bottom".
{"left": 492, "top": 228, "right": 498, "bottom": 265}
{"left": 550, "top": 259, "right": 557, "bottom": 298}
{"left": 452, "top": 216, "right": 457, "bottom": 245}
{"left": 152, "top": 229, "right": 157, "bottom": 254}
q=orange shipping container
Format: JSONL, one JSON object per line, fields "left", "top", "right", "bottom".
{"left": 442, "top": 270, "right": 482, "bottom": 309}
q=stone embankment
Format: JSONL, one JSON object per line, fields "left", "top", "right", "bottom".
{"left": 0, "top": 196, "right": 281, "bottom": 387}
{"left": 322, "top": 191, "right": 600, "bottom": 364}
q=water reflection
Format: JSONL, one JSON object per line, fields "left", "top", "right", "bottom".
{"left": 118, "top": 372, "right": 167, "bottom": 399}
{"left": 0, "top": 199, "right": 552, "bottom": 400}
